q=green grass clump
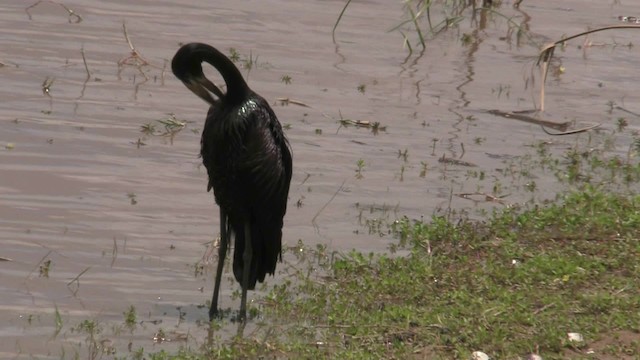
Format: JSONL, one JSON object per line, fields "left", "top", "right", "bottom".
{"left": 255, "top": 187, "right": 640, "bottom": 359}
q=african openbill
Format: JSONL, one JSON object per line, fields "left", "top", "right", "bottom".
{"left": 171, "top": 43, "right": 292, "bottom": 321}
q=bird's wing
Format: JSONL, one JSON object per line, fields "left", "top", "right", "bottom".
{"left": 235, "top": 107, "right": 291, "bottom": 218}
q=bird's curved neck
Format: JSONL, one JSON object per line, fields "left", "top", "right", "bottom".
{"left": 173, "top": 43, "right": 250, "bottom": 106}
{"left": 196, "top": 45, "right": 249, "bottom": 103}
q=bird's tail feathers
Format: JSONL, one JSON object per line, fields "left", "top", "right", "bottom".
{"left": 232, "top": 217, "right": 282, "bottom": 290}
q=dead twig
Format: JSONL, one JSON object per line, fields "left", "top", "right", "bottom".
{"left": 615, "top": 105, "right": 640, "bottom": 118}
{"left": 533, "top": 302, "right": 556, "bottom": 315}
{"left": 25, "top": 0, "right": 82, "bottom": 23}
{"left": 540, "top": 123, "right": 601, "bottom": 136}
{"left": 111, "top": 236, "right": 117, "bottom": 268}
{"left": 80, "top": 46, "right": 90, "bottom": 80}
{"left": 67, "top": 267, "right": 91, "bottom": 296}
{"left": 277, "top": 97, "right": 310, "bottom": 108}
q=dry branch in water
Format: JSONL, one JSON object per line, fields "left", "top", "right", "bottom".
{"left": 25, "top": 0, "right": 82, "bottom": 23}
{"left": 328, "top": 111, "right": 388, "bottom": 135}
{"left": 487, "top": 109, "right": 600, "bottom": 136}
{"left": 277, "top": 97, "right": 310, "bottom": 108}
{"left": 438, "top": 155, "right": 476, "bottom": 167}
{"left": 540, "top": 123, "right": 601, "bottom": 136}
{"left": 117, "top": 22, "right": 165, "bottom": 83}
{"left": 488, "top": 109, "right": 569, "bottom": 130}
{"left": 493, "top": 26, "right": 640, "bottom": 135}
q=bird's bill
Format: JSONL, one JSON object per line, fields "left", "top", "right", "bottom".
{"left": 186, "top": 81, "right": 217, "bottom": 106}
{"left": 200, "top": 78, "right": 225, "bottom": 100}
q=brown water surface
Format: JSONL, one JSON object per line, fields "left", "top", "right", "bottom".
{"left": 2, "top": 0, "right": 640, "bottom": 357}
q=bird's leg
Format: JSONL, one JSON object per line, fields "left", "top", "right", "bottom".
{"left": 239, "top": 220, "right": 252, "bottom": 322}
{"left": 210, "top": 209, "right": 228, "bottom": 321}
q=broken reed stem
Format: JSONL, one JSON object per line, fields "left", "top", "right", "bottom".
{"left": 537, "top": 24, "right": 640, "bottom": 111}
{"left": 123, "top": 22, "right": 135, "bottom": 51}
{"left": 312, "top": 179, "right": 346, "bottom": 235}
{"left": 80, "top": 46, "right": 90, "bottom": 80}
{"left": 111, "top": 236, "right": 118, "bottom": 267}
{"left": 332, "top": 0, "right": 354, "bottom": 44}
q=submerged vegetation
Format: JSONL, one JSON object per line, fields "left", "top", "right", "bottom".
{"left": 334, "top": 0, "right": 538, "bottom": 57}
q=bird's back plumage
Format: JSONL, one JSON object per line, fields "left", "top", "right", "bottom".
{"left": 202, "top": 94, "right": 291, "bottom": 289}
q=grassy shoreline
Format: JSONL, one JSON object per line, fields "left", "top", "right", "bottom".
{"left": 140, "top": 186, "right": 639, "bottom": 359}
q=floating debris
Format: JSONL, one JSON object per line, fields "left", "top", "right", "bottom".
{"left": 439, "top": 155, "right": 476, "bottom": 167}
{"left": 618, "top": 15, "right": 640, "bottom": 24}
{"left": 338, "top": 119, "right": 387, "bottom": 135}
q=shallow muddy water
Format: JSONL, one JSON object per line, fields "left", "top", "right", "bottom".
{"left": 2, "top": 0, "right": 640, "bottom": 357}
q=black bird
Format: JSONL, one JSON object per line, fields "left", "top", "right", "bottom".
{"left": 171, "top": 43, "right": 292, "bottom": 321}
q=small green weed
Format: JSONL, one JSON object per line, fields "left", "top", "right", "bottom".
{"left": 355, "top": 159, "right": 365, "bottom": 179}
{"left": 39, "top": 259, "right": 51, "bottom": 278}
{"left": 123, "top": 305, "right": 137, "bottom": 328}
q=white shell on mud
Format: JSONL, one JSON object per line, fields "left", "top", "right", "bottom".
{"left": 471, "top": 351, "right": 490, "bottom": 360}
{"left": 567, "top": 332, "right": 584, "bottom": 342}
